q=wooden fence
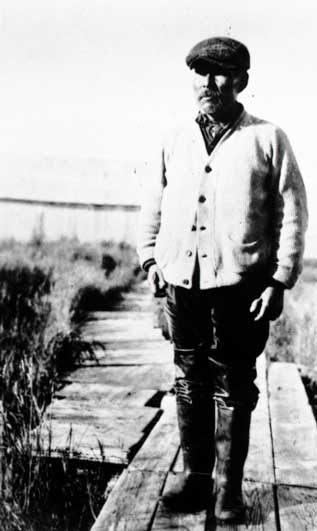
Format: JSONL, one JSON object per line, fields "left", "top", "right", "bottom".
{"left": 0, "top": 197, "right": 140, "bottom": 245}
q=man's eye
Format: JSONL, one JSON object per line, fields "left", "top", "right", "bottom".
{"left": 195, "top": 65, "right": 210, "bottom": 76}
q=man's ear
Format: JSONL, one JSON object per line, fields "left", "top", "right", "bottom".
{"left": 233, "top": 71, "right": 249, "bottom": 93}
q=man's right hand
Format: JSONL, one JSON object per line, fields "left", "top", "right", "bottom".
{"left": 147, "top": 264, "right": 167, "bottom": 297}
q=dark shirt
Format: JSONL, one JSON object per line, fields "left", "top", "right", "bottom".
{"left": 196, "top": 103, "right": 243, "bottom": 155}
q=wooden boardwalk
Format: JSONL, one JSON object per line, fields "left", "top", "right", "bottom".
{"left": 91, "top": 353, "right": 317, "bottom": 531}
{"left": 33, "top": 282, "right": 174, "bottom": 464}
{"left": 33, "top": 282, "right": 317, "bottom": 529}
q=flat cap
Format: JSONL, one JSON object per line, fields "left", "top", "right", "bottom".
{"left": 186, "top": 37, "right": 250, "bottom": 72}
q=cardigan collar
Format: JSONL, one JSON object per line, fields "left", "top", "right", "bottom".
{"left": 195, "top": 103, "right": 245, "bottom": 155}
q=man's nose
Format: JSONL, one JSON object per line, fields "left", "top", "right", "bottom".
{"left": 204, "top": 73, "right": 216, "bottom": 87}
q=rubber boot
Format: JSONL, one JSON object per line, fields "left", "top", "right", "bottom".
{"left": 162, "top": 380, "right": 215, "bottom": 511}
{"left": 214, "top": 405, "right": 251, "bottom": 522}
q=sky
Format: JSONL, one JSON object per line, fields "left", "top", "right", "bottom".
{"left": 0, "top": 0, "right": 316, "bottom": 254}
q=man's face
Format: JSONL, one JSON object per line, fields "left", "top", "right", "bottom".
{"left": 192, "top": 62, "right": 241, "bottom": 116}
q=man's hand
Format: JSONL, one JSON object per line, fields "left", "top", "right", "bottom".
{"left": 147, "top": 264, "right": 167, "bottom": 298}
{"left": 249, "top": 285, "right": 284, "bottom": 321}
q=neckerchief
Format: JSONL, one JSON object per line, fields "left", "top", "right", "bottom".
{"left": 196, "top": 112, "right": 229, "bottom": 154}
{"left": 196, "top": 103, "right": 243, "bottom": 155}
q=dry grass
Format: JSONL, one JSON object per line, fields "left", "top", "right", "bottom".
{"left": 267, "top": 260, "right": 317, "bottom": 377}
{"left": 0, "top": 237, "right": 140, "bottom": 530}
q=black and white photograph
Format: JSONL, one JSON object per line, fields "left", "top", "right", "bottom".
{"left": 0, "top": 1, "right": 316, "bottom": 529}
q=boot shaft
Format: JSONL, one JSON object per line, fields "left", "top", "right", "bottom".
{"left": 214, "top": 405, "right": 252, "bottom": 522}
{"left": 215, "top": 405, "right": 251, "bottom": 483}
{"left": 175, "top": 379, "right": 216, "bottom": 474}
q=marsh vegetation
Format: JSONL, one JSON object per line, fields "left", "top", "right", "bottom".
{"left": 0, "top": 237, "right": 141, "bottom": 530}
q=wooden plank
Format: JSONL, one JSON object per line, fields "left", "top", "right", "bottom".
{"left": 34, "top": 413, "right": 162, "bottom": 464}
{"left": 37, "top": 418, "right": 133, "bottom": 449}
{"left": 44, "top": 402, "right": 161, "bottom": 452}
{"left": 122, "top": 285, "right": 150, "bottom": 299}
{"left": 245, "top": 354, "right": 274, "bottom": 484}
{"left": 42, "top": 426, "right": 139, "bottom": 453}
{"left": 83, "top": 317, "right": 156, "bottom": 331}
{"left": 39, "top": 420, "right": 146, "bottom": 448}
{"left": 85, "top": 310, "right": 155, "bottom": 321}
{"left": 82, "top": 326, "right": 163, "bottom": 343}
{"left": 90, "top": 407, "right": 179, "bottom": 529}
{"left": 83, "top": 344, "right": 172, "bottom": 366}
{"left": 130, "top": 408, "right": 179, "bottom": 473}
{"left": 39, "top": 429, "right": 143, "bottom": 457}
{"left": 110, "top": 294, "right": 153, "bottom": 312}
{"left": 152, "top": 473, "right": 207, "bottom": 530}
{"left": 56, "top": 384, "right": 156, "bottom": 407}
{"left": 70, "top": 365, "right": 175, "bottom": 391}
{"left": 91, "top": 469, "right": 166, "bottom": 531}
{"left": 41, "top": 407, "right": 158, "bottom": 444}
{"left": 93, "top": 478, "right": 277, "bottom": 531}
{"left": 46, "top": 401, "right": 160, "bottom": 428}
{"left": 36, "top": 397, "right": 161, "bottom": 464}
{"left": 88, "top": 338, "right": 166, "bottom": 350}
{"left": 205, "top": 481, "right": 277, "bottom": 530}
{"left": 269, "top": 362, "right": 317, "bottom": 487}
{"left": 33, "top": 421, "right": 129, "bottom": 463}
{"left": 153, "top": 478, "right": 277, "bottom": 531}
{"left": 277, "top": 485, "right": 317, "bottom": 530}
{"left": 36, "top": 388, "right": 163, "bottom": 466}
{"left": 117, "top": 299, "right": 153, "bottom": 312}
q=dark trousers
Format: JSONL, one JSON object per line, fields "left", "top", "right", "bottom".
{"left": 164, "top": 281, "right": 270, "bottom": 410}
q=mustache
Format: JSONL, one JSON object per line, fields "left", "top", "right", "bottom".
{"left": 199, "top": 89, "right": 221, "bottom": 100}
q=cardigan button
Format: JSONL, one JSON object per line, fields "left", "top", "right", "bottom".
{"left": 205, "top": 165, "right": 212, "bottom": 173}
{"left": 200, "top": 226, "right": 206, "bottom": 231}
{"left": 183, "top": 279, "right": 190, "bottom": 285}
{"left": 198, "top": 195, "right": 206, "bottom": 203}
{"left": 191, "top": 225, "right": 197, "bottom": 231}
{"left": 186, "top": 250, "right": 193, "bottom": 257}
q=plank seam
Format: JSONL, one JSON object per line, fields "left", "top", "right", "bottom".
{"left": 272, "top": 484, "right": 282, "bottom": 531}
{"left": 266, "top": 357, "right": 281, "bottom": 531}
{"left": 266, "top": 357, "right": 278, "bottom": 485}
{"left": 275, "top": 482, "right": 317, "bottom": 490}
{"left": 146, "top": 473, "right": 170, "bottom": 531}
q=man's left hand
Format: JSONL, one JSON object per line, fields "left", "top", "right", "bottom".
{"left": 249, "top": 285, "right": 284, "bottom": 321}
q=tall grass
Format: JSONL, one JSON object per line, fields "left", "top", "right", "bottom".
{"left": 266, "top": 260, "right": 317, "bottom": 417}
{"left": 267, "top": 260, "right": 317, "bottom": 376}
{"left": 0, "top": 237, "right": 141, "bottom": 530}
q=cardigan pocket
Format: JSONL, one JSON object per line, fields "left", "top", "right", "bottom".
{"left": 226, "top": 235, "right": 266, "bottom": 272}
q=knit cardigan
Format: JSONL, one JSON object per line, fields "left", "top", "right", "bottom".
{"left": 137, "top": 109, "right": 308, "bottom": 289}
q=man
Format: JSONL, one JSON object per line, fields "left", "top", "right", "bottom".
{"left": 137, "top": 36, "right": 308, "bottom": 522}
